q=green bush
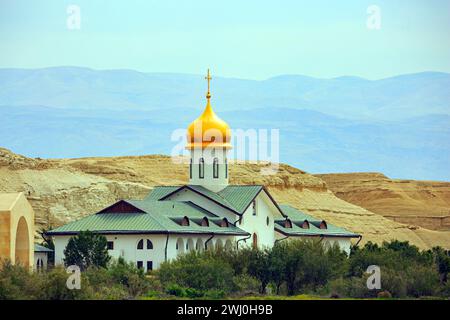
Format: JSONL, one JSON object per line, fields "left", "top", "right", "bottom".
{"left": 405, "top": 264, "right": 440, "bottom": 298}
{"left": 380, "top": 268, "right": 407, "bottom": 298}
{"left": 158, "top": 251, "right": 234, "bottom": 294}
{"left": 107, "top": 258, "right": 149, "bottom": 297}
{"left": 232, "top": 274, "right": 261, "bottom": 296}
{"left": 0, "top": 260, "right": 42, "bottom": 299}
{"left": 165, "top": 283, "right": 186, "bottom": 297}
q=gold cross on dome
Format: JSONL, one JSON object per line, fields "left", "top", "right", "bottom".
{"left": 205, "top": 69, "right": 212, "bottom": 97}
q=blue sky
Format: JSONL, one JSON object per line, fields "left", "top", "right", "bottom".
{"left": 0, "top": 0, "right": 449, "bottom": 79}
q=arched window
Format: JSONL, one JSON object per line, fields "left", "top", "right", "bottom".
{"left": 189, "top": 158, "right": 192, "bottom": 179}
{"left": 181, "top": 216, "right": 190, "bottom": 226}
{"left": 252, "top": 233, "right": 258, "bottom": 249}
{"left": 319, "top": 221, "right": 328, "bottom": 229}
{"left": 225, "top": 158, "right": 228, "bottom": 178}
{"left": 199, "top": 158, "right": 205, "bottom": 179}
{"left": 284, "top": 219, "right": 293, "bottom": 229}
{"left": 137, "top": 239, "right": 144, "bottom": 250}
{"left": 146, "top": 239, "right": 153, "bottom": 249}
{"left": 213, "top": 157, "right": 219, "bottom": 178}
{"left": 220, "top": 218, "right": 229, "bottom": 228}
{"left": 301, "top": 220, "right": 310, "bottom": 229}
{"left": 201, "top": 217, "right": 209, "bottom": 227}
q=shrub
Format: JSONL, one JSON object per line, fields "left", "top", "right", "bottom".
{"left": 108, "top": 258, "right": 149, "bottom": 297}
{"left": 405, "top": 264, "right": 440, "bottom": 298}
{"left": 166, "top": 283, "right": 186, "bottom": 297}
{"left": 0, "top": 260, "right": 42, "bottom": 299}
{"left": 232, "top": 274, "right": 261, "bottom": 296}
{"left": 158, "top": 251, "right": 234, "bottom": 294}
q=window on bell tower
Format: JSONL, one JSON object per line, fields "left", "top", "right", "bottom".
{"left": 213, "top": 157, "right": 219, "bottom": 178}
{"left": 199, "top": 158, "right": 205, "bottom": 179}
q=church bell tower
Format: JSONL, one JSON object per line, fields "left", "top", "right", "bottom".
{"left": 186, "top": 69, "right": 232, "bottom": 192}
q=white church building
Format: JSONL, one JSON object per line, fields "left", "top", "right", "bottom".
{"left": 47, "top": 70, "right": 360, "bottom": 272}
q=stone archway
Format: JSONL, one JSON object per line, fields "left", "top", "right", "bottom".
{"left": 0, "top": 193, "right": 35, "bottom": 269}
{"left": 15, "top": 217, "right": 30, "bottom": 266}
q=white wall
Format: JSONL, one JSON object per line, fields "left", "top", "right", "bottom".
{"left": 236, "top": 191, "right": 282, "bottom": 249}
{"left": 53, "top": 233, "right": 237, "bottom": 271}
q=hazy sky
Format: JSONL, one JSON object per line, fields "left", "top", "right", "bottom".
{"left": 1, "top": 0, "right": 449, "bottom": 79}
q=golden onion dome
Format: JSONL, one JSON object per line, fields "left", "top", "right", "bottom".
{"left": 186, "top": 69, "right": 232, "bottom": 150}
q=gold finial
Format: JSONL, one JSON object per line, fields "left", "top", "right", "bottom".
{"left": 205, "top": 68, "right": 212, "bottom": 99}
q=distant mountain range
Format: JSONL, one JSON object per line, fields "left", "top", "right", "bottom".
{"left": 0, "top": 67, "right": 449, "bottom": 181}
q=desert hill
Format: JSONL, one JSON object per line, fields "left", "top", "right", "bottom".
{"left": 315, "top": 173, "right": 450, "bottom": 231}
{"left": 1, "top": 147, "right": 449, "bottom": 249}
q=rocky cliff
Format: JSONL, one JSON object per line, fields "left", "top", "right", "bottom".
{"left": 1, "top": 147, "right": 449, "bottom": 249}
{"left": 316, "top": 172, "right": 450, "bottom": 231}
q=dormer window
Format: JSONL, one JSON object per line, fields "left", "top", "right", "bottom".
{"left": 181, "top": 216, "right": 190, "bottom": 226}
{"left": 319, "top": 221, "right": 327, "bottom": 229}
{"left": 201, "top": 217, "right": 209, "bottom": 227}
{"left": 300, "top": 220, "right": 310, "bottom": 229}
{"left": 220, "top": 218, "right": 229, "bottom": 228}
{"left": 284, "top": 219, "right": 292, "bottom": 229}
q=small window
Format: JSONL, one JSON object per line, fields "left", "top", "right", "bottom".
{"left": 146, "top": 239, "right": 153, "bottom": 250}
{"left": 176, "top": 242, "right": 179, "bottom": 250}
{"left": 266, "top": 216, "right": 270, "bottom": 226}
{"left": 201, "top": 217, "right": 209, "bottom": 227}
{"left": 189, "top": 158, "right": 192, "bottom": 179}
{"left": 181, "top": 217, "right": 190, "bottom": 226}
{"left": 301, "top": 220, "right": 310, "bottom": 229}
{"left": 199, "top": 158, "right": 205, "bottom": 179}
{"left": 225, "top": 158, "right": 228, "bottom": 178}
{"left": 252, "top": 233, "right": 258, "bottom": 249}
{"left": 284, "top": 219, "right": 293, "bottom": 228}
{"left": 220, "top": 218, "right": 229, "bottom": 228}
{"left": 147, "top": 261, "right": 153, "bottom": 271}
{"left": 107, "top": 241, "right": 114, "bottom": 250}
{"left": 186, "top": 242, "right": 189, "bottom": 250}
{"left": 319, "top": 221, "right": 328, "bottom": 229}
{"left": 252, "top": 201, "right": 257, "bottom": 216}
{"left": 137, "top": 239, "right": 144, "bottom": 250}
{"left": 137, "top": 261, "right": 143, "bottom": 269}
{"left": 213, "top": 158, "right": 219, "bottom": 178}
{"left": 239, "top": 216, "right": 243, "bottom": 225}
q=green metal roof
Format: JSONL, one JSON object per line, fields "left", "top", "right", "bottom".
{"left": 275, "top": 204, "right": 359, "bottom": 238}
{"left": 152, "top": 185, "right": 265, "bottom": 214}
{"left": 47, "top": 199, "right": 248, "bottom": 236}
{"left": 279, "top": 204, "right": 319, "bottom": 222}
{"left": 218, "top": 185, "right": 263, "bottom": 213}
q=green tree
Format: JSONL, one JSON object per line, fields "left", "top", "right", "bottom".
{"left": 247, "top": 248, "right": 272, "bottom": 294}
{"left": 430, "top": 247, "right": 450, "bottom": 284}
{"left": 269, "top": 242, "right": 288, "bottom": 294}
{"left": 63, "top": 231, "right": 110, "bottom": 270}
